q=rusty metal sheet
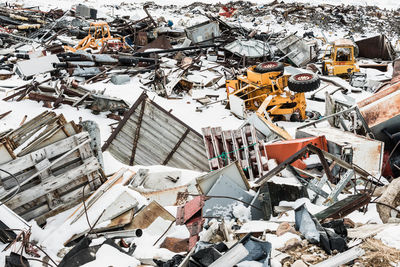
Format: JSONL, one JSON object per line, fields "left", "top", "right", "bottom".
{"left": 137, "top": 35, "right": 172, "bottom": 52}
{"left": 176, "top": 196, "right": 205, "bottom": 225}
{"left": 296, "top": 127, "right": 383, "bottom": 178}
{"left": 139, "top": 185, "right": 189, "bottom": 206}
{"left": 136, "top": 32, "right": 148, "bottom": 46}
{"left": 185, "top": 21, "right": 220, "bottom": 44}
{"left": 355, "top": 35, "right": 395, "bottom": 60}
{"left": 314, "top": 194, "right": 371, "bottom": 221}
{"left": 160, "top": 237, "right": 190, "bottom": 253}
{"left": 358, "top": 83, "right": 400, "bottom": 149}
{"left": 126, "top": 201, "right": 174, "bottom": 230}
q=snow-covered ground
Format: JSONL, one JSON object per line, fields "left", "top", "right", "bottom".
{"left": 13, "top": 0, "right": 400, "bottom": 10}
{"left": 1, "top": 0, "right": 400, "bottom": 266}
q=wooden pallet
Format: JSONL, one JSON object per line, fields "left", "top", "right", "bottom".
{"left": 0, "top": 132, "right": 105, "bottom": 225}
{"left": 0, "top": 111, "right": 80, "bottom": 164}
{"left": 202, "top": 125, "right": 264, "bottom": 181}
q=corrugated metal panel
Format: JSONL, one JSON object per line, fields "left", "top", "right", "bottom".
{"left": 103, "top": 92, "right": 209, "bottom": 171}
{"left": 224, "top": 39, "right": 269, "bottom": 58}
{"left": 185, "top": 21, "right": 220, "bottom": 44}
{"left": 276, "top": 34, "right": 317, "bottom": 67}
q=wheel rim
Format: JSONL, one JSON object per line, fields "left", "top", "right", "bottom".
{"left": 294, "top": 73, "right": 313, "bottom": 81}
{"left": 261, "top": 62, "right": 278, "bottom": 68}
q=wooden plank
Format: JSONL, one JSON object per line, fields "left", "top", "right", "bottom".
{"left": 130, "top": 101, "right": 146, "bottom": 165}
{"left": 0, "top": 141, "right": 92, "bottom": 194}
{"left": 6, "top": 157, "right": 100, "bottom": 209}
{"left": 24, "top": 183, "right": 93, "bottom": 224}
{"left": 163, "top": 129, "right": 190, "bottom": 165}
{"left": 18, "top": 121, "right": 79, "bottom": 156}
{"left": 102, "top": 91, "right": 147, "bottom": 151}
{"left": 0, "top": 142, "right": 15, "bottom": 165}
{"left": 0, "top": 132, "right": 90, "bottom": 178}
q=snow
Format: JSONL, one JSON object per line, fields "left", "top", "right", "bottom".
{"left": 0, "top": 0, "right": 399, "bottom": 265}
{"left": 11, "top": 0, "right": 400, "bottom": 11}
{"left": 232, "top": 203, "right": 252, "bottom": 222}
{"left": 375, "top": 225, "right": 400, "bottom": 250}
{"left": 132, "top": 217, "right": 189, "bottom": 262}
{"left": 265, "top": 232, "right": 301, "bottom": 249}
{"left": 237, "top": 221, "right": 280, "bottom": 233}
{"left": 237, "top": 261, "right": 264, "bottom": 267}
{"left": 81, "top": 244, "right": 140, "bottom": 267}
{"left": 346, "top": 203, "right": 383, "bottom": 224}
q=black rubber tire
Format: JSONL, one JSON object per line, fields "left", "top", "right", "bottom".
{"left": 288, "top": 73, "right": 320, "bottom": 93}
{"left": 254, "top": 61, "right": 284, "bottom": 74}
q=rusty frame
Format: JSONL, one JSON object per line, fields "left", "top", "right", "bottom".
{"left": 162, "top": 128, "right": 190, "bottom": 165}
{"left": 102, "top": 91, "right": 147, "bottom": 152}
{"left": 255, "top": 144, "right": 373, "bottom": 186}
{"left": 314, "top": 193, "right": 371, "bottom": 220}
{"left": 129, "top": 100, "right": 146, "bottom": 165}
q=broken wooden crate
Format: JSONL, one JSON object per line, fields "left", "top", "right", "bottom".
{"left": 0, "top": 131, "right": 105, "bottom": 224}
{"left": 0, "top": 111, "right": 80, "bottom": 164}
{"left": 102, "top": 92, "right": 209, "bottom": 171}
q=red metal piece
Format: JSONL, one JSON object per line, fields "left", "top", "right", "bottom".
{"left": 176, "top": 195, "right": 205, "bottom": 225}
{"left": 382, "top": 150, "right": 394, "bottom": 177}
{"left": 219, "top": 6, "right": 237, "bottom": 18}
{"left": 176, "top": 196, "right": 206, "bottom": 250}
{"left": 264, "top": 136, "right": 328, "bottom": 169}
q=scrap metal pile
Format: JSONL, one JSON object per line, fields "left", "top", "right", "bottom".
{"left": 0, "top": 1, "right": 400, "bottom": 267}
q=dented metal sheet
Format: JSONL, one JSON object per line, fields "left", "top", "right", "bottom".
{"left": 102, "top": 92, "right": 209, "bottom": 171}
{"left": 139, "top": 185, "right": 189, "bottom": 206}
{"left": 196, "top": 161, "right": 250, "bottom": 195}
{"left": 15, "top": 55, "right": 59, "bottom": 80}
{"left": 224, "top": 39, "right": 269, "bottom": 58}
{"left": 97, "top": 191, "right": 139, "bottom": 224}
{"left": 276, "top": 34, "right": 317, "bottom": 67}
{"left": 358, "top": 84, "right": 400, "bottom": 149}
{"left": 185, "top": 21, "right": 220, "bottom": 44}
{"left": 355, "top": 35, "right": 395, "bottom": 60}
{"left": 203, "top": 174, "right": 254, "bottom": 218}
{"left": 296, "top": 127, "right": 384, "bottom": 177}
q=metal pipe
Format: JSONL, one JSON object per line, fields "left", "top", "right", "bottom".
{"left": 88, "top": 229, "right": 143, "bottom": 239}
{"left": 133, "top": 43, "right": 219, "bottom": 56}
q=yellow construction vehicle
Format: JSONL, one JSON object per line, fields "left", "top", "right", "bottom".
{"left": 322, "top": 39, "right": 360, "bottom": 76}
{"left": 226, "top": 62, "right": 320, "bottom": 121}
{"left": 64, "top": 21, "right": 125, "bottom": 52}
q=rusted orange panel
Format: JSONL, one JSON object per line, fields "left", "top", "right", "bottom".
{"left": 392, "top": 59, "right": 400, "bottom": 84}
{"left": 264, "top": 136, "right": 328, "bottom": 169}
{"left": 358, "top": 82, "right": 400, "bottom": 109}
{"left": 358, "top": 87, "right": 400, "bottom": 128}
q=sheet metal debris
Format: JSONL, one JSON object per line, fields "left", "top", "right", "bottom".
{"left": 0, "top": 2, "right": 399, "bottom": 266}
{"left": 102, "top": 92, "right": 209, "bottom": 171}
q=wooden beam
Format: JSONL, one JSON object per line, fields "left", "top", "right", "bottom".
{"left": 130, "top": 101, "right": 146, "bottom": 166}
{"left": 163, "top": 128, "right": 190, "bottom": 165}
{"left": 102, "top": 91, "right": 147, "bottom": 152}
